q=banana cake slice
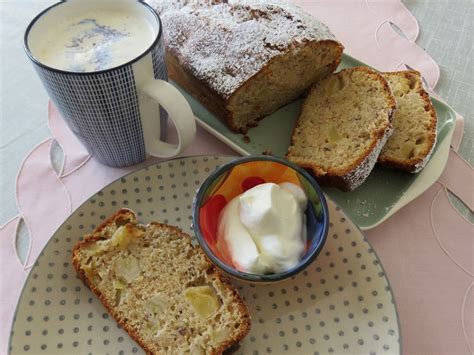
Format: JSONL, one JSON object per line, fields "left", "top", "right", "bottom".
{"left": 378, "top": 70, "right": 437, "bottom": 173}
{"left": 72, "top": 209, "right": 250, "bottom": 354}
{"left": 286, "top": 66, "right": 396, "bottom": 191}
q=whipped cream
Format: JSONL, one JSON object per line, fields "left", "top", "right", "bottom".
{"left": 217, "top": 182, "right": 307, "bottom": 274}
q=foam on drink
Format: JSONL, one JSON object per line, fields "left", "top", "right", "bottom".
{"left": 31, "top": 8, "right": 156, "bottom": 72}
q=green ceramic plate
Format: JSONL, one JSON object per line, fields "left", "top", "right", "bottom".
{"left": 171, "top": 54, "right": 456, "bottom": 230}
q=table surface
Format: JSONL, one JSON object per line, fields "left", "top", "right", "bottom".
{"left": 1, "top": 1, "right": 472, "bottom": 248}
{"left": 0, "top": 1, "right": 473, "bottom": 354}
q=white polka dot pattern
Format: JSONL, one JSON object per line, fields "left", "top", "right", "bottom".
{"left": 9, "top": 156, "right": 400, "bottom": 354}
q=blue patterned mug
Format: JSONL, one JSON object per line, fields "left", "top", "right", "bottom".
{"left": 24, "top": 0, "right": 196, "bottom": 167}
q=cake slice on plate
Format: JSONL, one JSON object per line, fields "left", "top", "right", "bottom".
{"left": 378, "top": 70, "right": 437, "bottom": 173}
{"left": 72, "top": 209, "right": 250, "bottom": 354}
{"left": 286, "top": 66, "right": 396, "bottom": 191}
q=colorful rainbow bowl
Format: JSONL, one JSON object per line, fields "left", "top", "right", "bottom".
{"left": 192, "top": 155, "right": 329, "bottom": 283}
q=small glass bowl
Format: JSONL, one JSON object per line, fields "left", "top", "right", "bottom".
{"left": 192, "top": 155, "right": 329, "bottom": 283}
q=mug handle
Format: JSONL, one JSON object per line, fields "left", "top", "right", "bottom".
{"left": 140, "top": 80, "right": 196, "bottom": 158}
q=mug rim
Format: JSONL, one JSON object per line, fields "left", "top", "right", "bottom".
{"left": 24, "top": 0, "right": 163, "bottom": 76}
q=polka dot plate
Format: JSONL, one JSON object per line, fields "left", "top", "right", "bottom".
{"left": 9, "top": 156, "right": 400, "bottom": 354}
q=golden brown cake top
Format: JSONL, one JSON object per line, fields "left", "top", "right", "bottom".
{"left": 151, "top": 0, "right": 339, "bottom": 99}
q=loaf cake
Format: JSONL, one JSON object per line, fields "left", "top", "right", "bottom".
{"left": 286, "top": 66, "right": 396, "bottom": 191}
{"left": 378, "top": 70, "right": 437, "bottom": 173}
{"left": 151, "top": 0, "right": 344, "bottom": 133}
{"left": 72, "top": 209, "right": 250, "bottom": 354}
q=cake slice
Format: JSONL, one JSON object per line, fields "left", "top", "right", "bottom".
{"left": 286, "top": 66, "right": 396, "bottom": 191}
{"left": 72, "top": 209, "right": 250, "bottom": 354}
{"left": 152, "top": 0, "right": 343, "bottom": 133}
{"left": 378, "top": 70, "right": 437, "bottom": 173}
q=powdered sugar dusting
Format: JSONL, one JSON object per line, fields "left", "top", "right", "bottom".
{"left": 149, "top": 0, "right": 337, "bottom": 99}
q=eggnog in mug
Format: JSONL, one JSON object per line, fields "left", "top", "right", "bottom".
{"left": 29, "top": 5, "right": 157, "bottom": 72}
{"left": 25, "top": 0, "right": 196, "bottom": 167}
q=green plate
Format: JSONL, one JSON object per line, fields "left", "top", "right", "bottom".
{"left": 171, "top": 54, "right": 456, "bottom": 230}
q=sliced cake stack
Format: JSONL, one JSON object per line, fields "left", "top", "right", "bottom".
{"left": 286, "top": 67, "right": 437, "bottom": 191}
